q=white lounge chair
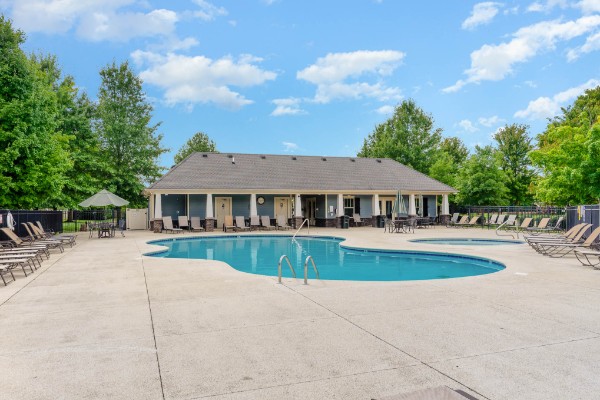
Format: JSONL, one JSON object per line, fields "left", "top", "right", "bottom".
{"left": 276, "top": 215, "right": 291, "bottom": 230}
{"left": 162, "top": 217, "right": 183, "bottom": 234}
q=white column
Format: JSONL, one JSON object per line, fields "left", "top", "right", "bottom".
{"left": 250, "top": 193, "right": 257, "bottom": 216}
{"left": 149, "top": 194, "right": 155, "bottom": 220}
{"left": 155, "top": 194, "right": 162, "bottom": 218}
{"left": 294, "top": 194, "right": 302, "bottom": 217}
{"left": 442, "top": 194, "right": 450, "bottom": 215}
{"left": 408, "top": 194, "right": 416, "bottom": 216}
{"left": 186, "top": 195, "right": 190, "bottom": 216}
{"left": 337, "top": 194, "right": 344, "bottom": 217}
{"left": 206, "top": 194, "right": 214, "bottom": 219}
{"left": 372, "top": 194, "right": 380, "bottom": 216}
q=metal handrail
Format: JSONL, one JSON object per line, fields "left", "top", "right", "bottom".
{"left": 303, "top": 256, "right": 319, "bottom": 285}
{"left": 293, "top": 218, "right": 310, "bottom": 239}
{"left": 277, "top": 255, "right": 296, "bottom": 283}
{"left": 495, "top": 220, "right": 517, "bottom": 239}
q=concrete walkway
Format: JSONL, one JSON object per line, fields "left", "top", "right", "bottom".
{"left": 1, "top": 226, "right": 599, "bottom": 399}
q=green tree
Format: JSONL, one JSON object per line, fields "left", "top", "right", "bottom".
{"left": 493, "top": 124, "right": 535, "bottom": 205}
{"left": 439, "top": 136, "right": 469, "bottom": 166}
{"left": 455, "top": 145, "right": 509, "bottom": 206}
{"left": 96, "top": 60, "right": 168, "bottom": 207}
{"left": 0, "top": 16, "right": 71, "bottom": 208}
{"left": 174, "top": 131, "right": 218, "bottom": 164}
{"left": 530, "top": 86, "right": 600, "bottom": 205}
{"left": 358, "top": 99, "right": 442, "bottom": 173}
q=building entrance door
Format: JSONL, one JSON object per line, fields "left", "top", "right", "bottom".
{"left": 215, "top": 197, "right": 232, "bottom": 230}
{"left": 379, "top": 197, "right": 395, "bottom": 218}
{"left": 274, "top": 197, "right": 290, "bottom": 223}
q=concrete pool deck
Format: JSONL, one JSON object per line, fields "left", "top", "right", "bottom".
{"left": 1, "top": 226, "right": 599, "bottom": 399}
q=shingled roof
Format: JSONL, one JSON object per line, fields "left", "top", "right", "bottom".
{"left": 147, "top": 153, "right": 456, "bottom": 193}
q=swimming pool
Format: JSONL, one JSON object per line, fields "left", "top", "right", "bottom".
{"left": 411, "top": 238, "right": 524, "bottom": 246}
{"left": 146, "top": 235, "right": 505, "bottom": 281}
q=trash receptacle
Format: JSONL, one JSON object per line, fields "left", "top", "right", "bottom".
{"left": 377, "top": 215, "right": 385, "bottom": 228}
{"left": 341, "top": 215, "right": 350, "bottom": 229}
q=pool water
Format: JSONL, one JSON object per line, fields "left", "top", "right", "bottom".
{"left": 411, "top": 238, "right": 524, "bottom": 246}
{"left": 146, "top": 235, "right": 505, "bottom": 281}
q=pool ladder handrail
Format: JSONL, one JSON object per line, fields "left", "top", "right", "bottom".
{"left": 495, "top": 220, "right": 517, "bottom": 239}
{"left": 303, "top": 256, "right": 319, "bottom": 285}
{"left": 278, "top": 255, "right": 296, "bottom": 283}
{"left": 293, "top": 218, "right": 310, "bottom": 240}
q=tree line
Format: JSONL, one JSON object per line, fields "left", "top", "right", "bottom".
{"left": 358, "top": 91, "right": 600, "bottom": 207}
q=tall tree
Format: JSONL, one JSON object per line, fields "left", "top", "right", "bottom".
{"left": 174, "top": 131, "right": 218, "bottom": 164}
{"left": 454, "top": 145, "right": 509, "bottom": 206}
{"left": 96, "top": 60, "right": 167, "bottom": 207}
{"left": 439, "top": 136, "right": 469, "bottom": 166}
{"left": 530, "top": 86, "right": 600, "bottom": 205}
{"left": 493, "top": 124, "right": 535, "bottom": 205}
{"left": 0, "top": 16, "right": 71, "bottom": 208}
{"left": 358, "top": 99, "right": 442, "bottom": 173}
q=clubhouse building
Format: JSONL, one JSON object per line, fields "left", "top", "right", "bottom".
{"left": 145, "top": 153, "right": 456, "bottom": 231}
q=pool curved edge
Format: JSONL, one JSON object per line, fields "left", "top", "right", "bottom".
{"left": 143, "top": 234, "right": 507, "bottom": 280}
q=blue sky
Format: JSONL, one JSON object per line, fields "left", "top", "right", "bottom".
{"left": 2, "top": 0, "right": 600, "bottom": 167}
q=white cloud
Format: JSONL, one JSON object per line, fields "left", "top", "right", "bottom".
{"left": 282, "top": 142, "right": 299, "bottom": 152}
{"left": 271, "top": 98, "right": 306, "bottom": 116}
{"left": 192, "top": 0, "right": 227, "bottom": 21}
{"left": 514, "top": 78, "right": 600, "bottom": 119}
{"left": 524, "top": 80, "right": 538, "bottom": 88}
{"left": 444, "top": 16, "right": 600, "bottom": 92}
{"left": 575, "top": 0, "right": 600, "bottom": 14}
{"left": 462, "top": 2, "right": 503, "bottom": 30}
{"left": 376, "top": 105, "right": 395, "bottom": 115}
{"left": 458, "top": 119, "right": 479, "bottom": 133}
{"left": 478, "top": 115, "right": 505, "bottom": 127}
{"left": 567, "top": 30, "right": 600, "bottom": 61}
{"left": 527, "top": 0, "right": 568, "bottom": 12}
{"left": 132, "top": 51, "right": 277, "bottom": 110}
{"left": 297, "top": 50, "right": 405, "bottom": 103}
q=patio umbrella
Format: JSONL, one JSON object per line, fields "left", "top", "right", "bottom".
{"left": 78, "top": 189, "right": 129, "bottom": 207}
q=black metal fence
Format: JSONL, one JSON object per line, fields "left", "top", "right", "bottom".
{"left": 565, "top": 205, "right": 599, "bottom": 233}
{"left": 0, "top": 209, "right": 64, "bottom": 237}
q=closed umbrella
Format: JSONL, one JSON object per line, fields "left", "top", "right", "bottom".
{"left": 78, "top": 189, "right": 129, "bottom": 207}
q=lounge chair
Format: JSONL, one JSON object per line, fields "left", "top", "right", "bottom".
{"left": 494, "top": 214, "right": 507, "bottom": 226}
{"left": 528, "top": 216, "right": 564, "bottom": 235}
{"left": 0, "top": 262, "right": 16, "bottom": 285}
{"left": 162, "top": 217, "right": 183, "bottom": 234}
{"left": 260, "top": 215, "right": 276, "bottom": 230}
{"left": 525, "top": 223, "right": 588, "bottom": 243}
{"left": 223, "top": 215, "right": 236, "bottom": 232}
{"left": 458, "top": 215, "right": 480, "bottom": 228}
{"left": 352, "top": 214, "right": 365, "bottom": 227}
{"left": 35, "top": 221, "right": 77, "bottom": 246}
{"left": 502, "top": 214, "right": 517, "bottom": 227}
{"left": 447, "top": 213, "right": 461, "bottom": 227}
{"left": 527, "top": 224, "right": 591, "bottom": 253}
{"left": 178, "top": 216, "right": 190, "bottom": 231}
{"left": 0, "top": 228, "right": 51, "bottom": 257}
{"left": 505, "top": 217, "right": 533, "bottom": 231}
{"left": 485, "top": 214, "right": 498, "bottom": 227}
{"left": 29, "top": 223, "right": 76, "bottom": 247}
{"left": 276, "top": 215, "right": 291, "bottom": 230}
{"left": 0, "top": 259, "right": 34, "bottom": 283}
{"left": 0, "top": 248, "right": 43, "bottom": 268}
{"left": 450, "top": 215, "right": 468, "bottom": 227}
{"left": 189, "top": 217, "right": 205, "bottom": 232}
{"left": 525, "top": 217, "right": 550, "bottom": 233}
{"left": 534, "top": 226, "right": 600, "bottom": 258}
{"left": 250, "top": 215, "right": 261, "bottom": 230}
{"left": 574, "top": 249, "right": 600, "bottom": 269}
{"left": 235, "top": 216, "right": 250, "bottom": 231}
{"left": 20, "top": 223, "right": 64, "bottom": 252}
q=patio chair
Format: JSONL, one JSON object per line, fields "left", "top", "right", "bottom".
{"left": 1, "top": 248, "right": 43, "bottom": 268}
{"left": 0, "top": 258, "right": 35, "bottom": 279}
{"left": 458, "top": 215, "right": 480, "bottom": 228}
{"left": 276, "top": 215, "right": 291, "bottom": 230}
{"left": 223, "top": 215, "right": 236, "bottom": 232}
{"left": 485, "top": 214, "right": 498, "bottom": 227}
{"left": 260, "top": 215, "right": 276, "bottom": 230}
{"left": 250, "top": 215, "right": 261, "bottom": 230}
{"left": 0, "top": 262, "right": 16, "bottom": 286}
{"left": 352, "top": 214, "right": 365, "bottom": 227}
{"left": 505, "top": 217, "right": 533, "bottom": 231}
{"left": 524, "top": 223, "right": 588, "bottom": 244}
{"left": 178, "top": 216, "right": 190, "bottom": 231}
{"left": 535, "top": 226, "right": 600, "bottom": 258}
{"left": 189, "top": 217, "right": 205, "bottom": 232}
{"left": 0, "top": 228, "right": 51, "bottom": 257}
{"left": 528, "top": 216, "right": 564, "bottom": 235}
{"left": 20, "top": 223, "right": 64, "bottom": 252}
{"left": 235, "top": 216, "right": 250, "bottom": 231}
{"left": 450, "top": 215, "right": 468, "bottom": 227}
{"left": 494, "top": 214, "right": 507, "bottom": 226}
{"left": 525, "top": 217, "right": 550, "bottom": 233}
{"left": 162, "top": 217, "right": 183, "bottom": 234}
